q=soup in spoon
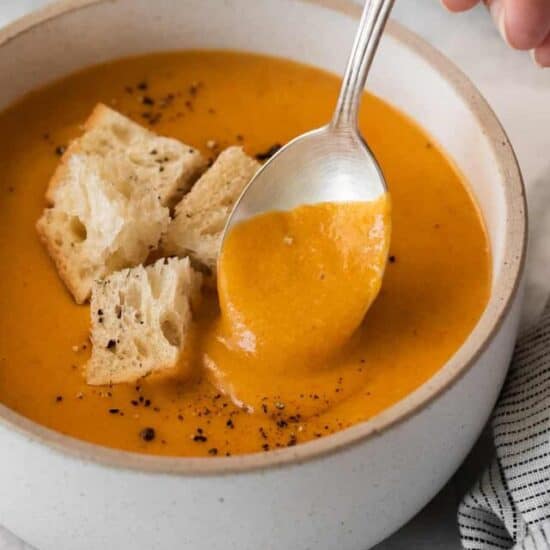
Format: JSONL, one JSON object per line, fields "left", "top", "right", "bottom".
{"left": 206, "top": 197, "right": 391, "bottom": 415}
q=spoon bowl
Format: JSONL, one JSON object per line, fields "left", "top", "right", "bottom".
{"left": 221, "top": 0, "right": 395, "bottom": 239}
{"left": 226, "top": 124, "right": 387, "bottom": 227}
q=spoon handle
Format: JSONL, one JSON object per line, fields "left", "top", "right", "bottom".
{"left": 331, "top": 0, "right": 395, "bottom": 131}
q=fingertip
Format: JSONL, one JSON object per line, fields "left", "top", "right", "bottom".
{"left": 440, "top": 0, "right": 480, "bottom": 13}
{"left": 504, "top": 0, "right": 550, "bottom": 51}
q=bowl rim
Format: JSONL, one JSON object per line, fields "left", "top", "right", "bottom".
{"left": 0, "top": 0, "right": 527, "bottom": 476}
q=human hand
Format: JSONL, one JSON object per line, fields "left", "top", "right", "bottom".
{"left": 441, "top": 0, "right": 550, "bottom": 67}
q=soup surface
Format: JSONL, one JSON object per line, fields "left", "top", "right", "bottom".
{"left": 0, "top": 51, "right": 490, "bottom": 456}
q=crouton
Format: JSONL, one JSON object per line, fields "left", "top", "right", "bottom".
{"left": 37, "top": 154, "right": 170, "bottom": 304}
{"left": 37, "top": 105, "right": 206, "bottom": 304}
{"left": 163, "top": 146, "right": 260, "bottom": 275}
{"left": 46, "top": 104, "right": 206, "bottom": 209}
{"left": 86, "top": 257, "right": 202, "bottom": 385}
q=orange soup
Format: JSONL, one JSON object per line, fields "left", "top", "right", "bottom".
{"left": 0, "top": 51, "right": 490, "bottom": 456}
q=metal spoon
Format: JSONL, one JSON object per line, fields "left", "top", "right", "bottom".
{"left": 220, "top": 0, "right": 395, "bottom": 248}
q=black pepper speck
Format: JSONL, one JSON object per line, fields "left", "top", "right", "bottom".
{"left": 140, "top": 427, "right": 156, "bottom": 442}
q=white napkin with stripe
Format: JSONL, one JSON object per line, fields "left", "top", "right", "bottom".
{"left": 459, "top": 301, "right": 550, "bottom": 549}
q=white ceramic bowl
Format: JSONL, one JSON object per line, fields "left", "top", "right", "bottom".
{"left": 0, "top": 1, "right": 526, "bottom": 549}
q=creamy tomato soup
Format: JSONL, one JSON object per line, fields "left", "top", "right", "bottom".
{"left": 0, "top": 51, "right": 490, "bottom": 456}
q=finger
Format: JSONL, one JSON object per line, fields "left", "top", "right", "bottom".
{"left": 533, "top": 32, "right": 550, "bottom": 67}
{"left": 503, "top": 0, "right": 550, "bottom": 50}
{"left": 441, "top": 0, "right": 480, "bottom": 12}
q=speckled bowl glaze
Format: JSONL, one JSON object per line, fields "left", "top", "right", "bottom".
{"left": 0, "top": 1, "right": 527, "bottom": 549}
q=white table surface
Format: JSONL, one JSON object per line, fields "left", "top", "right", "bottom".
{"left": 0, "top": 1, "right": 548, "bottom": 549}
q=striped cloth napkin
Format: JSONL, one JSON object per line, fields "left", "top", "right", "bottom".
{"left": 459, "top": 301, "right": 550, "bottom": 549}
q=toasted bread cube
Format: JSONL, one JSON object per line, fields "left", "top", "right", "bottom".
{"left": 163, "top": 147, "right": 260, "bottom": 275}
{"left": 37, "top": 154, "right": 170, "bottom": 304}
{"left": 37, "top": 105, "right": 206, "bottom": 304}
{"left": 86, "top": 257, "right": 202, "bottom": 386}
{"left": 46, "top": 104, "right": 207, "bottom": 209}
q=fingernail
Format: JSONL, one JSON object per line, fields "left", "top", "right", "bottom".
{"left": 487, "top": 0, "right": 510, "bottom": 46}
{"left": 532, "top": 48, "right": 550, "bottom": 68}
{"left": 530, "top": 50, "right": 542, "bottom": 68}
